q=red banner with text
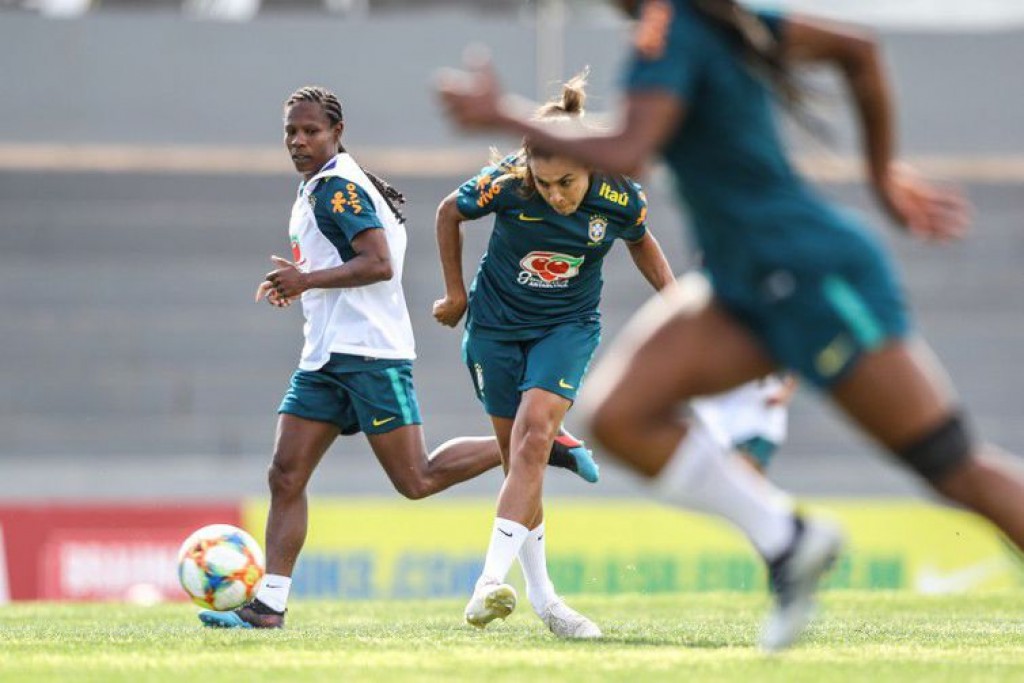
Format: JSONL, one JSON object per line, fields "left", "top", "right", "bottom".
{"left": 0, "top": 504, "right": 241, "bottom": 602}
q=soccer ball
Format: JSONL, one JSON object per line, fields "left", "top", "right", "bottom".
{"left": 177, "top": 524, "right": 265, "bottom": 610}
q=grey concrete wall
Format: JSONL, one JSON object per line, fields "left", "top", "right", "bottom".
{"left": 2, "top": 171, "right": 1022, "bottom": 500}
{"left": 1, "top": 13, "right": 1023, "bottom": 153}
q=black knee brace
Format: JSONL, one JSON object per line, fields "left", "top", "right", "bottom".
{"left": 896, "top": 412, "right": 973, "bottom": 482}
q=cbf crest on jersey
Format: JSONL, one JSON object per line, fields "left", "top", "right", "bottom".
{"left": 588, "top": 214, "right": 608, "bottom": 245}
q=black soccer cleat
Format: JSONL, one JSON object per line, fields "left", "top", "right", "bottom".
{"left": 761, "top": 516, "right": 844, "bottom": 651}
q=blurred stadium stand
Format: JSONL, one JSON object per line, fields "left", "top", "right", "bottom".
{"left": 2, "top": 0, "right": 529, "bottom": 17}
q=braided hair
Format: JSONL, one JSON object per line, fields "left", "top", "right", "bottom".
{"left": 285, "top": 86, "right": 407, "bottom": 224}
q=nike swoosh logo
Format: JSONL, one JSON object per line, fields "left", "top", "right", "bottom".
{"left": 536, "top": 534, "right": 543, "bottom": 542}
{"left": 498, "top": 528, "right": 514, "bottom": 537}
{"left": 558, "top": 379, "right": 575, "bottom": 390}
{"left": 371, "top": 416, "right": 397, "bottom": 427}
{"left": 914, "top": 557, "right": 1011, "bottom": 594}
{"left": 518, "top": 213, "right": 544, "bottom": 222}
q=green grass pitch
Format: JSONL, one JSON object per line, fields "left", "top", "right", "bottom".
{"left": 2, "top": 593, "right": 1023, "bottom": 682}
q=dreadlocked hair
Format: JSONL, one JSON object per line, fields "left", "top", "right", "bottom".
{"left": 285, "top": 85, "right": 407, "bottom": 224}
{"left": 490, "top": 69, "right": 591, "bottom": 198}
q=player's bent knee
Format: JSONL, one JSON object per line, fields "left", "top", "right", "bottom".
{"left": 390, "top": 475, "right": 434, "bottom": 501}
{"left": 896, "top": 412, "right": 973, "bottom": 485}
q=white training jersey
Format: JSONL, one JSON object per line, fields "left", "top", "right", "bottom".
{"left": 288, "top": 153, "right": 416, "bottom": 371}
{"left": 692, "top": 376, "right": 789, "bottom": 447}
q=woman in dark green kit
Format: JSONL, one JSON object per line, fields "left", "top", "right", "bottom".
{"left": 440, "top": 0, "right": 1024, "bottom": 651}
{"left": 434, "top": 73, "right": 675, "bottom": 638}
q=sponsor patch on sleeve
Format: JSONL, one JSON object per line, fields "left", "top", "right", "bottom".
{"left": 331, "top": 182, "right": 364, "bottom": 215}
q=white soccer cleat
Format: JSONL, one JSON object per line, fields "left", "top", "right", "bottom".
{"left": 539, "top": 599, "right": 603, "bottom": 639}
{"left": 464, "top": 582, "right": 517, "bottom": 629}
{"left": 760, "top": 516, "right": 845, "bottom": 652}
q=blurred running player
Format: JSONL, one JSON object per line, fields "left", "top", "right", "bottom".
{"left": 438, "top": 0, "right": 1024, "bottom": 652}
{"left": 433, "top": 72, "right": 675, "bottom": 639}
{"left": 199, "top": 85, "right": 596, "bottom": 630}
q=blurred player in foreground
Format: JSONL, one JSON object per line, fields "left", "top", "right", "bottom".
{"left": 433, "top": 73, "right": 675, "bottom": 638}
{"left": 200, "top": 85, "right": 595, "bottom": 629}
{"left": 439, "top": 0, "right": 1024, "bottom": 651}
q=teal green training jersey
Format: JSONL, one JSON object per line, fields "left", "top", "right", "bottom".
{"left": 623, "top": 0, "right": 872, "bottom": 300}
{"left": 623, "top": 0, "right": 911, "bottom": 387}
{"left": 456, "top": 156, "right": 648, "bottom": 339}
{"left": 305, "top": 175, "right": 382, "bottom": 261}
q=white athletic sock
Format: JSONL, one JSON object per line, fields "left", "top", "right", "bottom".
{"left": 655, "top": 414, "right": 796, "bottom": 560}
{"left": 518, "top": 523, "right": 558, "bottom": 615}
{"left": 478, "top": 518, "right": 530, "bottom": 587}
{"left": 255, "top": 573, "right": 291, "bottom": 612}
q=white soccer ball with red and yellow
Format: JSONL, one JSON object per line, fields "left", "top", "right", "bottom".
{"left": 177, "top": 524, "right": 265, "bottom": 610}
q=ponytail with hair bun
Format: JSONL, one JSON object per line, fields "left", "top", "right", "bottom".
{"left": 535, "top": 68, "right": 589, "bottom": 119}
{"left": 485, "top": 69, "right": 594, "bottom": 199}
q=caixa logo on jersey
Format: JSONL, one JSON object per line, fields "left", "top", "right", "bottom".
{"left": 517, "top": 251, "right": 585, "bottom": 289}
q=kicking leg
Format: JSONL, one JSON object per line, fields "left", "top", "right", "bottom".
{"left": 368, "top": 425, "right": 501, "bottom": 500}
{"left": 466, "top": 390, "right": 569, "bottom": 628}
{"left": 367, "top": 423, "right": 597, "bottom": 500}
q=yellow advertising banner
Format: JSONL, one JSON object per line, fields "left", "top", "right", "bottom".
{"left": 241, "top": 498, "right": 1022, "bottom": 600}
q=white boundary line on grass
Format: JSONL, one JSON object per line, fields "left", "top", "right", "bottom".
{"left": 2, "top": 143, "right": 1024, "bottom": 183}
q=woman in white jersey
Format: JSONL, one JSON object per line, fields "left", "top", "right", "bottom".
{"left": 199, "top": 86, "right": 595, "bottom": 629}
{"left": 693, "top": 374, "right": 797, "bottom": 473}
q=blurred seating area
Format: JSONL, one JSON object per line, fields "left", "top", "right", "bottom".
{"left": 2, "top": 0, "right": 528, "bottom": 19}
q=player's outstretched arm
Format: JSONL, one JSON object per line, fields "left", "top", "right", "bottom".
{"left": 437, "top": 59, "right": 682, "bottom": 177}
{"left": 781, "top": 16, "right": 969, "bottom": 240}
{"left": 433, "top": 191, "right": 471, "bottom": 327}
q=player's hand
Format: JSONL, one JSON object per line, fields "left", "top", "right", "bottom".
{"left": 436, "top": 48, "right": 507, "bottom": 131}
{"left": 433, "top": 293, "right": 468, "bottom": 327}
{"left": 874, "top": 162, "right": 970, "bottom": 242}
{"left": 263, "top": 255, "right": 309, "bottom": 300}
{"left": 254, "top": 279, "right": 298, "bottom": 308}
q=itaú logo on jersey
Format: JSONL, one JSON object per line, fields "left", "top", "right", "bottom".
{"left": 517, "top": 251, "right": 584, "bottom": 288}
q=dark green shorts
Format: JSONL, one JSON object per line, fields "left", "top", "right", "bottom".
{"left": 462, "top": 321, "right": 601, "bottom": 419}
{"left": 278, "top": 353, "right": 421, "bottom": 435}
{"left": 716, "top": 226, "right": 909, "bottom": 388}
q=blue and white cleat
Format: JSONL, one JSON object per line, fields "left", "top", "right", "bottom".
{"left": 198, "top": 599, "right": 284, "bottom": 629}
{"left": 549, "top": 430, "right": 600, "bottom": 484}
{"left": 198, "top": 610, "right": 254, "bottom": 629}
